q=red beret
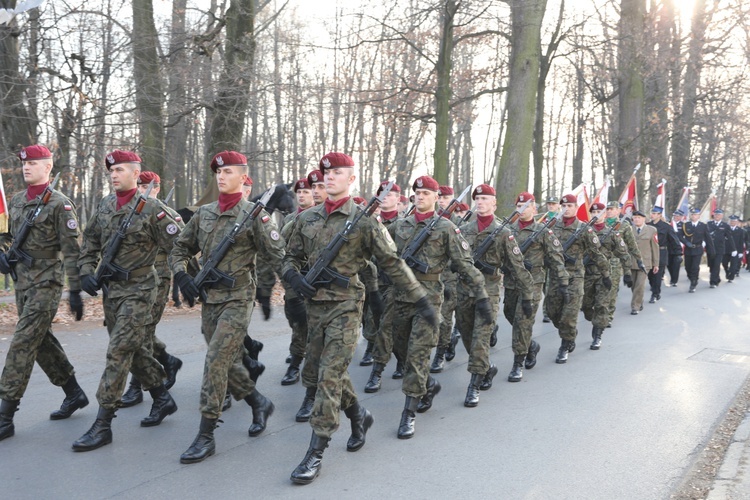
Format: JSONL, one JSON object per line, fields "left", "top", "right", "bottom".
{"left": 138, "top": 171, "right": 160, "bottom": 185}
{"left": 438, "top": 186, "right": 454, "bottom": 196}
{"left": 590, "top": 202, "right": 605, "bottom": 211}
{"left": 400, "top": 195, "right": 408, "bottom": 203}
{"left": 457, "top": 202, "right": 470, "bottom": 212}
{"left": 412, "top": 176, "right": 439, "bottom": 192}
{"left": 307, "top": 170, "right": 324, "bottom": 185}
{"left": 376, "top": 180, "right": 401, "bottom": 196}
{"left": 353, "top": 196, "right": 366, "bottom": 205}
{"left": 560, "top": 194, "right": 576, "bottom": 204}
{"left": 472, "top": 184, "right": 496, "bottom": 199}
{"left": 210, "top": 151, "right": 247, "bottom": 172}
{"left": 516, "top": 192, "right": 535, "bottom": 204}
{"left": 294, "top": 178, "right": 311, "bottom": 192}
{"left": 243, "top": 177, "right": 253, "bottom": 187}
{"left": 18, "top": 145, "right": 52, "bottom": 161}
{"left": 319, "top": 152, "right": 355, "bottom": 171}
{"left": 106, "top": 150, "right": 142, "bottom": 171}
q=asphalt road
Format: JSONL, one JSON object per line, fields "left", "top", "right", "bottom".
{"left": 1, "top": 269, "right": 750, "bottom": 499}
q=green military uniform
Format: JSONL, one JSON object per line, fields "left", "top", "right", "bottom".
{"left": 281, "top": 210, "right": 308, "bottom": 368}
{"left": 605, "top": 219, "right": 642, "bottom": 325}
{"left": 431, "top": 212, "right": 463, "bottom": 372}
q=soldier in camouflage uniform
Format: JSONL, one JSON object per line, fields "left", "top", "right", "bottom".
{"left": 120, "top": 171, "right": 184, "bottom": 408}
{"left": 0, "top": 145, "right": 87, "bottom": 442}
{"left": 504, "top": 192, "right": 569, "bottom": 382}
{"left": 73, "top": 150, "right": 180, "bottom": 452}
{"left": 390, "top": 176, "right": 491, "bottom": 436}
{"left": 282, "top": 152, "right": 434, "bottom": 485}
{"left": 604, "top": 201, "right": 642, "bottom": 327}
{"left": 457, "top": 184, "right": 533, "bottom": 406}
{"left": 545, "top": 194, "right": 610, "bottom": 364}
{"left": 582, "top": 203, "right": 631, "bottom": 349}
{"left": 541, "top": 195, "right": 560, "bottom": 324}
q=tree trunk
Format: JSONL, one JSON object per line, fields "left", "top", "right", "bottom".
{"left": 432, "top": 0, "right": 459, "bottom": 185}
{"left": 165, "top": 0, "right": 189, "bottom": 207}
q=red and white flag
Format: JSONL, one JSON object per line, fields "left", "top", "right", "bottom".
{"left": 0, "top": 169, "right": 8, "bottom": 233}
{"left": 699, "top": 193, "right": 716, "bottom": 224}
{"left": 653, "top": 179, "right": 667, "bottom": 210}
{"left": 592, "top": 179, "right": 610, "bottom": 207}
{"left": 571, "top": 183, "right": 590, "bottom": 222}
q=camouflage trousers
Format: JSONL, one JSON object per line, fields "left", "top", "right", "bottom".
{"left": 255, "top": 253, "right": 278, "bottom": 297}
{"left": 0, "top": 284, "right": 74, "bottom": 401}
{"left": 98, "top": 290, "right": 166, "bottom": 409}
{"left": 582, "top": 273, "right": 609, "bottom": 329}
{"left": 437, "top": 279, "right": 457, "bottom": 348}
{"left": 284, "top": 293, "right": 308, "bottom": 359}
{"left": 503, "top": 284, "right": 543, "bottom": 356}
{"left": 305, "top": 299, "right": 363, "bottom": 439}
{"left": 200, "top": 297, "right": 257, "bottom": 419}
{"left": 455, "top": 289, "right": 499, "bottom": 375}
{"left": 606, "top": 259, "right": 623, "bottom": 325}
{"left": 361, "top": 297, "right": 377, "bottom": 344}
{"left": 371, "top": 285, "right": 398, "bottom": 365}
{"left": 545, "top": 275, "right": 584, "bottom": 342}
{"left": 392, "top": 291, "right": 443, "bottom": 398}
{"left": 148, "top": 276, "right": 171, "bottom": 357}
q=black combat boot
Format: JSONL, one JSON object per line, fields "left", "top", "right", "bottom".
{"left": 429, "top": 347, "right": 446, "bottom": 373}
{"left": 0, "top": 399, "right": 19, "bottom": 441}
{"left": 479, "top": 364, "right": 498, "bottom": 391}
{"left": 290, "top": 431, "right": 330, "bottom": 485}
{"left": 397, "top": 396, "right": 419, "bottom": 439}
{"left": 245, "top": 389, "right": 274, "bottom": 436}
{"left": 157, "top": 352, "right": 183, "bottom": 390}
{"left": 416, "top": 376, "right": 441, "bottom": 413}
{"left": 445, "top": 327, "right": 460, "bottom": 361}
{"left": 222, "top": 391, "right": 232, "bottom": 411}
{"left": 508, "top": 354, "right": 525, "bottom": 382}
{"left": 121, "top": 376, "right": 143, "bottom": 407}
{"left": 50, "top": 374, "right": 89, "bottom": 420}
{"left": 282, "top": 355, "right": 303, "bottom": 386}
{"left": 285, "top": 354, "right": 293, "bottom": 364}
{"left": 590, "top": 326, "right": 603, "bottom": 350}
{"left": 524, "top": 340, "right": 541, "bottom": 369}
{"left": 72, "top": 406, "right": 116, "bottom": 451}
{"left": 490, "top": 324, "right": 499, "bottom": 347}
{"left": 242, "top": 355, "right": 266, "bottom": 382}
{"left": 140, "top": 384, "right": 177, "bottom": 427}
{"left": 464, "top": 374, "right": 483, "bottom": 407}
{"left": 392, "top": 360, "right": 405, "bottom": 379}
{"left": 359, "top": 342, "right": 374, "bottom": 366}
{"left": 364, "top": 362, "right": 385, "bottom": 393}
{"left": 180, "top": 416, "right": 218, "bottom": 464}
{"left": 244, "top": 335, "right": 263, "bottom": 361}
{"left": 343, "top": 401, "right": 373, "bottom": 452}
{"left": 296, "top": 386, "right": 316, "bottom": 422}
{"left": 556, "top": 340, "right": 575, "bottom": 364}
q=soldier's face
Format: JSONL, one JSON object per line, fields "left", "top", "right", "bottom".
{"left": 415, "top": 189, "right": 438, "bottom": 213}
{"left": 21, "top": 159, "right": 52, "bottom": 186}
{"left": 633, "top": 215, "right": 645, "bottom": 227}
{"left": 438, "top": 194, "right": 452, "bottom": 209}
{"left": 690, "top": 213, "right": 700, "bottom": 222}
{"left": 517, "top": 201, "right": 536, "bottom": 221}
{"left": 380, "top": 190, "right": 399, "bottom": 211}
{"left": 137, "top": 183, "right": 160, "bottom": 198}
{"left": 714, "top": 213, "right": 723, "bottom": 222}
{"left": 591, "top": 209, "right": 604, "bottom": 220}
{"left": 650, "top": 212, "right": 662, "bottom": 221}
{"left": 397, "top": 200, "right": 407, "bottom": 213}
{"left": 324, "top": 167, "right": 355, "bottom": 200}
{"left": 546, "top": 202, "right": 560, "bottom": 213}
{"left": 296, "top": 188, "right": 313, "bottom": 209}
{"left": 110, "top": 163, "right": 139, "bottom": 192}
{"left": 474, "top": 194, "right": 495, "bottom": 215}
{"left": 311, "top": 183, "right": 326, "bottom": 204}
{"left": 215, "top": 165, "right": 246, "bottom": 194}
{"left": 731, "top": 219, "right": 739, "bottom": 227}
{"left": 605, "top": 206, "right": 620, "bottom": 219}
{"left": 562, "top": 203, "right": 577, "bottom": 218}
{"left": 242, "top": 185, "right": 252, "bottom": 200}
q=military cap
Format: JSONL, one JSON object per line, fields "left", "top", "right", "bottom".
{"left": 400, "top": 195, "right": 408, "bottom": 204}
{"left": 546, "top": 195, "right": 559, "bottom": 204}
{"left": 307, "top": 170, "right": 324, "bottom": 185}
{"left": 560, "top": 194, "right": 577, "bottom": 204}
{"left": 632, "top": 210, "right": 646, "bottom": 217}
{"left": 690, "top": 207, "right": 701, "bottom": 214}
{"left": 377, "top": 180, "right": 401, "bottom": 196}
{"left": 673, "top": 209, "right": 685, "bottom": 216}
{"left": 138, "top": 171, "right": 160, "bottom": 185}
{"left": 243, "top": 177, "right": 253, "bottom": 187}
{"left": 106, "top": 150, "right": 141, "bottom": 171}
{"left": 650, "top": 206, "right": 664, "bottom": 214}
{"left": 438, "top": 186, "right": 454, "bottom": 196}
{"left": 607, "top": 201, "right": 620, "bottom": 209}
{"left": 294, "top": 178, "right": 311, "bottom": 192}
{"left": 413, "top": 176, "right": 439, "bottom": 192}
{"left": 210, "top": 151, "right": 247, "bottom": 173}
{"left": 729, "top": 214, "right": 740, "bottom": 221}
{"left": 713, "top": 208, "right": 724, "bottom": 214}
{"left": 457, "top": 202, "right": 470, "bottom": 212}
{"left": 19, "top": 144, "right": 52, "bottom": 161}
{"left": 516, "top": 192, "right": 535, "bottom": 204}
{"left": 353, "top": 196, "right": 366, "bottom": 205}
{"left": 590, "top": 202, "right": 606, "bottom": 211}
{"left": 319, "top": 152, "right": 354, "bottom": 171}
{"left": 472, "top": 184, "right": 496, "bottom": 199}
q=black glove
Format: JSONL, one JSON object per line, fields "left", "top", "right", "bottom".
{"left": 367, "top": 290, "right": 385, "bottom": 318}
{"left": 0, "top": 252, "right": 11, "bottom": 275}
{"left": 256, "top": 288, "right": 271, "bottom": 320}
{"left": 449, "top": 261, "right": 459, "bottom": 273}
{"left": 475, "top": 297, "right": 494, "bottom": 325}
{"left": 69, "top": 290, "right": 83, "bottom": 321}
{"left": 285, "top": 296, "right": 308, "bottom": 325}
{"left": 415, "top": 296, "right": 438, "bottom": 327}
{"left": 80, "top": 274, "right": 100, "bottom": 297}
{"left": 521, "top": 299, "right": 533, "bottom": 319}
{"left": 174, "top": 271, "right": 198, "bottom": 307}
{"left": 558, "top": 284, "right": 570, "bottom": 305}
{"left": 685, "top": 241, "right": 695, "bottom": 249}
{"left": 623, "top": 274, "right": 633, "bottom": 288}
{"left": 637, "top": 260, "right": 647, "bottom": 273}
{"left": 601, "top": 276, "right": 612, "bottom": 290}
{"left": 282, "top": 269, "right": 316, "bottom": 300}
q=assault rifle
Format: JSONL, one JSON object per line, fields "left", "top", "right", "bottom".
{"left": 582, "top": 220, "right": 621, "bottom": 266}
{"left": 304, "top": 182, "right": 393, "bottom": 289}
{"left": 401, "top": 184, "right": 471, "bottom": 274}
{"left": 194, "top": 187, "right": 274, "bottom": 302}
{"left": 5, "top": 172, "right": 61, "bottom": 280}
{"left": 472, "top": 198, "right": 533, "bottom": 275}
{"left": 561, "top": 215, "right": 598, "bottom": 265}
{"left": 518, "top": 212, "right": 563, "bottom": 268}
{"left": 458, "top": 205, "right": 475, "bottom": 227}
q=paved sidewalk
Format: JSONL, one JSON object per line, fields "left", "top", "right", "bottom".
{"left": 708, "top": 410, "right": 750, "bottom": 499}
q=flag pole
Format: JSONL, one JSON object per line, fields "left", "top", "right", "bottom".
{"left": 617, "top": 163, "right": 641, "bottom": 204}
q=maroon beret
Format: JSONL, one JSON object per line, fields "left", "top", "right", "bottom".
{"left": 560, "top": 194, "right": 577, "bottom": 204}
{"left": 210, "top": 150, "right": 247, "bottom": 173}
{"left": 438, "top": 186, "right": 454, "bottom": 196}
{"left": 376, "top": 180, "right": 401, "bottom": 196}
{"left": 400, "top": 195, "right": 408, "bottom": 203}
{"left": 106, "top": 150, "right": 142, "bottom": 171}
{"left": 457, "top": 202, "right": 470, "bottom": 212}
{"left": 19, "top": 145, "right": 52, "bottom": 161}
{"left": 319, "top": 152, "right": 355, "bottom": 171}
{"left": 412, "top": 176, "right": 439, "bottom": 192}
{"left": 294, "top": 178, "right": 312, "bottom": 192}
{"left": 590, "top": 202, "right": 605, "bottom": 211}
{"left": 243, "top": 177, "right": 253, "bottom": 187}
{"left": 138, "top": 171, "right": 160, "bottom": 185}
{"left": 472, "top": 184, "right": 496, "bottom": 199}
{"left": 516, "top": 192, "right": 535, "bottom": 204}
{"left": 353, "top": 196, "right": 366, "bottom": 206}
{"left": 307, "top": 170, "right": 324, "bottom": 185}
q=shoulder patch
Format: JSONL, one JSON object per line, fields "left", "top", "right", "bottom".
{"left": 620, "top": 239, "right": 626, "bottom": 247}
{"left": 64, "top": 204, "right": 72, "bottom": 211}
{"left": 461, "top": 240, "right": 469, "bottom": 251}
{"left": 553, "top": 238, "right": 560, "bottom": 246}
{"left": 262, "top": 215, "right": 270, "bottom": 223}
{"left": 66, "top": 219, "right": 78, "bottom": 230}
{"left": 454, "top": 227, "right": 461, "bottom": 234}
{"left": 592, "top": 235, "right": 600, "bottom": 244}
{"left": 513, "top": 246, "right": 521, "bottom": 255}
{"left": 270, "top": 230, "right": 280, "bottom": 241}
{"left": 157, "top": 211, "right": 166, "bottom": 220}
{"left": 587, "top": 228, "right": 593, "bottom": 233}
{"left": 508, "top": 234, "right": 514, "bottom": 241}
{"left": 166, "top": 223, "right": 178, "bottom": 235}
{"left": 175, "top": 216, "right": 182, "bottom": 222}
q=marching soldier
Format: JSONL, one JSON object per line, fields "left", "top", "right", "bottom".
{"left": 541, "top": 195, "right": 560, "bottom": 324}
{"left": 646, "top": 207, "right": 674, "bottom": 302}
{"left": 74, "top": 150, "right": 180, "bottom": 451}
{"left": 679, "top": 208, "right": 715, "bottom": 292}
{"left": 725, "top": 215, "right": 744, "bottom": 282}
{"left": 666, "top": 210, "right": 685, "bottom": 287}
{"left": 630, "top": 211, "right": 659, "bottom": 314}
{"left": 0, "top": 145, "right": 87, "bottom": 441}
{"left": 706, "top": 209, "right": 735, "bottom": 288}
{"left": 603, "top": 201, "right": 643, "bottom": 327}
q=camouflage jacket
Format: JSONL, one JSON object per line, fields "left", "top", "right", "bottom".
{"left": 553, "top": 219, "right": 610, "bottom": 279}
{"left": 153, "top": 200, "right": 185, "bottom": 280}
{"left": 506, "top": 220, "right": 569, "bottom": 288}
{"left": 389, "top": 213, "right": 487, "bottom": 303}
{"left": 169, "top": 199, "right": 284, "bottom": 304}
{"left": 0, "top": 189, "right": 81, "bottom": 291}
{"left": 613, "top": 220, "right": 643, "bottom": 265}
{"left": 587, "top": 224, "right": 631, "bottom": 276}
{"left": 282, "top": 198, "right": 424, "bottom": 303}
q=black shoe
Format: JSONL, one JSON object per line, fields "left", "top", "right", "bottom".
{"left": 242, "top": 356, "right": 265, "bottom": 383}
{"left": 50, "top": 375, "right": 89, "bottom": 420}
{"left": 72, "top": 407, "right": 116, "bottom": 451}
{"left": 649, "top": 294, "right": 656, "bottom": 304}
{"left": 655, "top": 294, "right": 661, "bottom": 301}
{"left": 710, "top": 284, "right": 716, "bottom": 289}
{"left": 282, "top": 355, "right": 303, "bottom": 386}
{"left": 344, "top": 402, "right": 373, "bottom": 452}
{"left": 285, "top": 354, "right": 292, "bottom": 364}
{"left": 180, "top": 416, "right": 218, "bottom": 464}
{"left": 121, "top": 377, "right": 144, "bottom": 407}
{"left": 479, "top": 364, "right": 498, "bottom": 390}
{"left": 508, "top": 354, "right": 525, "bottom": 382}
{"left": 445, "top": 327, "right": 460, "bottom": 361}
{"left": 245, "top": 390, "right": 274, "bottom": 436}
{"left": 397, "top": 397, "right": 419, "bottom": 439}
{"left": 555, "top": 340, "right": 574, "bottom": 364}
{"left": 222, "top": 391, "right": 232, "bottom": 411}
{"left": 359, "top": 342, "right": 374, "bottom": 366}
{"left": 416, "top": 377, "right": 441, "bottom": 413}
{"left": 542, "top": 315, "right": 551, "bottom": 323}
{"left": 290, "top": 432, "right": 329, "bottom": 485}
{"left": 0, "top": 399, "right": 19, "bottom": 441}
{"left": 631, "top": 309, "right": 639, "bottom": 315}
{"left": 489, "top": 324, "right": 499, "bottom": 347}
{"left": 429, "top": 348, "right": 446, "bottom": 373}
{"left": 141, "top": 385, "right": 177, "bottom": 427}
{"left": 296, "top": 387, "right": 316, "bottom": 422}
{"left": 689, "top": 287, "right": 696, "bottom": 293}
{"left": 590, "top": 327, "right": 603, "bottom": 350}
{"left": 364, "top": 363, "right": 385, "bottom": 393}
{"left": 160, "top": 354, "right": 183, "bottom": 390}
{"left": 464, "top": 374, "right": 483, "bottom": 407}
{"left": 244, "top": 336, "right": 264, "bottom": 361}
{"left": 392, "top": 361, "right": 404, "bottom": 379}
{"left": 524, "top": 340, "right": 540, "bottom": 369}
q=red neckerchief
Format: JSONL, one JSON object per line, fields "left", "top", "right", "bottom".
{"left": 297, "top": 205, "right": 312, "bottom": 214}
{"left": 518, "top": 219, "right": 534, "bottom": 230}
{"left": 594, "top": 222, "right": 605, "bottom": 231}
{"left": 26, "top": 182, "right": 49, "bottom": 201}
{"left": 477, "top": 214, "right": 494, "bottom": 232}
{"left": 324, "top": 196, "right": 350, "bottom": 215}
{"left": 415, "top": 211, "right": 434, "bottom": 223}
{"left": 116, "top": 188, "right": 138, "bottom": 210}
{"left": 563, "top": 216, "right": 577, "bottom": 227}
{"left": 380, "top": 210, "right": 398, "bottom": 221}
{"left": 218, "top": 192, "right": 243, "bottom": 213}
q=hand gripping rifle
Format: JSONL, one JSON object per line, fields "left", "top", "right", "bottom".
{"left": 561, "top": 215, "right": 598, "bottom": 265}
{"left": 5, "top": 172, "right": 61, "bottom": 280}
{"left": 517, "top": 211, "right": 563, "bottom": 270}
{"left": 304, "top": 182, "right": 394, "bottom": 289}
{"left": 194, "top": 187, "right": 274, "bottom": 302}
{"left": 401, "top": 184, "right": 471, "bottom": 274}
{"left": 472, "top": 198, "right": 532, "bottom": 275}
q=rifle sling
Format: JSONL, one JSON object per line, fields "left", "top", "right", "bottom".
{"left": 412, "top": 271, "right": 441, "bottom": 282}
